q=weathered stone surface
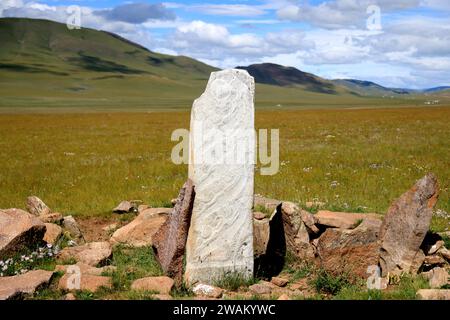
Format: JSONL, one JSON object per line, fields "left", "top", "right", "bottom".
{"left": 26, "top": 196, "right": 50, "bottom": 216}
{"left": 280, "top": 202, "right": 315, "bottom": 260}
{"left": 110, "top": 208, "right": 170, "bottom": 247}
{"left": 58, "top": 274, "right": 112, "bottom": 292}
{"left": 316, "top": 219, "right": 382, "bottom": 279}
{"left": 315, "top": 210, "right": 382, "bottom": 229}
{"left": 0, "top": 208, "right": 46, "bottom": 258}
{"left": 277, "top": 293, "right": 290, "bottom": 300}
{"left": 185, "top": 69, "right": 255, "bottom": 284}
{"left": 422, "top": 267, "right": 448, "bottom": 288}
{"left": 39, "top": 212, "right": 63, "bottom": 224}
{"left": 271, "top": 277, "right": 288, "bottom": 287}
{"left": 131, "top": 276, "right": 174, "bottom": 294}
{"left": 113, "top": 201, "right": 137, "bottom": 214}
{"left": 411, "top": 250, "right": 426, "bottom": 274}
{"left": 0, "top": 270, "right": 53, "bottom": 300}
{"left": 43, "top": 223, "right": 63, "bottom": 245}
{"left": 249, "top": 282, "right": 272, "bottom": 295}
{"left": 62, "top": 215, "right": 85, "bottom": 244}
{"left": 253, "top": 218, "right": 270, "bottom": 257}
{"left": 438, "top": 247, "right": 450, "bottom": 261}
{"left": 138, "top": 204, "right": 150, "bottom": 213}
{"left": 253, "top": 212, "right": 266, "bottom": 220}
{"left": 300, "top": 210, "right": 319, "bottom": 235}
{"left": 57, "top": 241, "right": 112, "bottom": 266}
{"left": 254, "top": 195, "right": 281, "bottom": 213}
{"left": 192, "top": 283, "right": 224, "bottom": 299}
{"left": 379, "top": 173, "right": 439, "bottom": 276}
{"left": 423, "top": 254, "right": 446, "bottom": 267}
{"left": 152, "top": 180, "right": 195, "bottom": 284}
{"left": 416, "top": 289, "right": 450, "bottom": 300}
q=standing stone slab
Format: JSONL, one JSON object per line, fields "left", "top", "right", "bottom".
{"left": 152, "top": 179, "right": 195, "bottom": 284}
{"left": 379, "top": 173, "right": 439, "bottom": 276}
{"left": 185, "top": 69, "right": 255, "bottom": 284}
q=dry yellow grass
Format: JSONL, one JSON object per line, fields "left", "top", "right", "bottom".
{"left": 0, "top": 107, "right": 448, "bottom": 230}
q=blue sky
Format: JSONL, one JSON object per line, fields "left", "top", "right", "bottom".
{"left": 1, "top": 0, "right": 449, "bottom": 89}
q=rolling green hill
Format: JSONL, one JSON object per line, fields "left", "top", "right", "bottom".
{"left": 0, "top": 17, "right": 445, "bottom": 112}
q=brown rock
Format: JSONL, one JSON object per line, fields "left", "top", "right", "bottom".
{"left": 271, "top": 277, "right": 288, "bottom": 287}
{"left": 39, "top": 212, "right": 63, "bottom": 224}
{"left": 0, "top": 208, "right": 46, "bottom": 258}
{"left": 0, "top": 270, "right": 53, "bottom": 300}
{"left": 58, "top": 274, "right": 112, "bottom": 292}
{"left": 315, "top": 210, "right": 382, "bottom": 229}
{"left": 290, "top": 278, "right": 309, "bottom": 291}
{"left": 138, "top": 205, "right": 150, "bottom": 213}
{"left": 131, "top": 276, "right": 174, "bottom": 294}
{"left": 249, "top": 283, "right": 272, "bottom": 295}
{"left": 379, "top": 173, "right": 439, "bottom": 276}
{"left": 316, "top": 219, "right": 382, "bottom": 279}
{"left": 113, "top": 201, "right": 136, "bottom": 214}
{"left": 57, "top": 241, "right": 112, "bottom": 266}
{"left": 26, "top": 196, "right": 50, "bottom": 216}
{"left": 281, "top": 202, "right": 315, "bottom": 260}
{"left": 110, "top": 208, "right": 170, "bottom": 247}
{"left": 253, "top": 218, "right": 270, "bottom": 257}
{"left": 438, "top": 247, "right": 450, "bottom": 261}
{"left": 62, "top": 215, "right": 85, "bottom": 244}
{"left": 421, "top": 267, "right": 449, "bottom": 288}
{"left": 411, "top": 250, "right": 426, "bottom": 274}
{"left": 192, "top": 283, "right": 223, "bottom": 298}
{"left": 423, "top": 254, "right": 446, "bottom": 267}
{"left": 253, "top": 212, "right": 266, "bottom": 220}
{"left": 152, "top": 179, "right": 195, "bottom": 284}
{"left": 43, "top": 223, "right": 62, "bottom": 245}
{"left": 64, "top": 293, "right": 76, "bottom": 300}
{"left": 416, "top": 289, "right": 450, "bottom": 300}
{"left": 300, "top": 210, "right": 319, "bottom": 235}
{"left": 277, "top": 294, "right": 290, "bottom": 300}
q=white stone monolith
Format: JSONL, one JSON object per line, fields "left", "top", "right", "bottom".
{"left": 185, "top": 69, "right": 255, "bottom": 284}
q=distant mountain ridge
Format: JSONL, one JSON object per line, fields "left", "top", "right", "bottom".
{"left": 237, "top": 63, "right": 449, "bottom": 96}
{"left": 0, "top": 17, "right": 448, "bottom": 110}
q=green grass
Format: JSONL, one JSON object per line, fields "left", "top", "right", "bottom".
{"left": 312, "top": 269, "right": 353, "bottom": 295}
{"left": 108, "top": 245, "right": 163, "bottom": 292}
{"left": 213, "top": 272, "right": 257, "bottom": 291}
{"left": 334, "top": 275, "right": 430, "bottom": 300}
{"left": 1, "top": 107, "right": 448, "bottom": 232}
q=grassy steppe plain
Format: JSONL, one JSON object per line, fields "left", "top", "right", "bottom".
{"left": 0, "top": 106, "right": 448, "bottom": 231}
